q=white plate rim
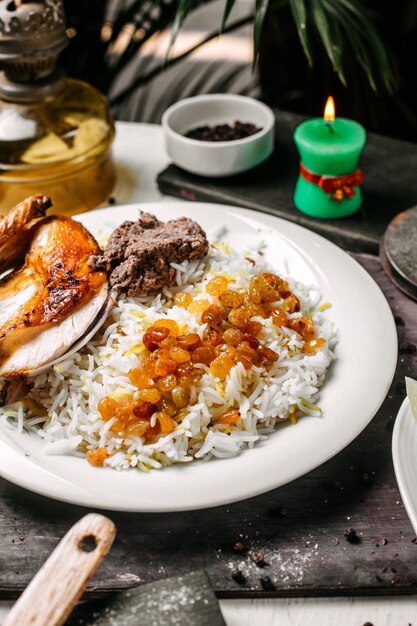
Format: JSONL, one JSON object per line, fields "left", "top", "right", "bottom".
{"left": 0, "top": 201, "right": 398, "bottom": 512}
{"left": 392, "top": 398, "right": 417, "bottom": 534}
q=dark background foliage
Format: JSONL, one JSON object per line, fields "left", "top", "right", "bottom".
{"left": 61, "top": 0, "right": 417, "bottom": 142}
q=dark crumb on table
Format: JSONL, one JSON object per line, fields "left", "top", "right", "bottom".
{"left": 260, "top": 576, "right": 276, "bottom": 591}
{"left": 396, "top": 380, "right": 406, "bottom": 395}
{"left": 267, "top": 506, "right": 287, "bottom": 517}
{"left": 363, "top": 622, "right": 374, "bottom": 626}
{"left": 394, "top": 315, "right": 404, "bottom": 326}
{"left": 108, "top": 196, "right": 116, "bottom": 205}
{"left": 232, "top": 541, "right": 246, "bottom": 554}
{"left": 252, "top": 553, "right": 268, "bottom": 568}
{"left": 231, "top": 570, "right": 246, "bottom": 585}
{"left": 344, "top": 528, "right": 360, "bottom": 544}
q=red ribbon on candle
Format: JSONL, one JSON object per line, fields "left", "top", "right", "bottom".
{"left": 299, "top": 163, "right": 363, "bottom": 202}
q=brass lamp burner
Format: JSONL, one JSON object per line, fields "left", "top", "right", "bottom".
{"left": 0, "top": 0, "right": 116, "bottom": 216}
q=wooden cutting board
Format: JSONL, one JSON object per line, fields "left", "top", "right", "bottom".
{"left": 1, "top": 254, "right": 416, "bottom": 599}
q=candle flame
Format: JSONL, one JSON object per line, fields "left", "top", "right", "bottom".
{"left": 324, "top": 96, "right": 335, "bottom": 122}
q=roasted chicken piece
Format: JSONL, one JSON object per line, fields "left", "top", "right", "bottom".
{"left": 0, "top": 194, "right": 51, "bottom": 274}
{"left": 0, "top": 207, "right": 108, "bottom": 378}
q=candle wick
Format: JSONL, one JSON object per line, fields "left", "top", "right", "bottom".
{"left": 325, "top": 122, "right": 334, "bottom": 134}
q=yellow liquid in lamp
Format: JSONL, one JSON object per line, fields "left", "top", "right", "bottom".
{"left": 0, "top": 80, "right": 116, "bottom": 217}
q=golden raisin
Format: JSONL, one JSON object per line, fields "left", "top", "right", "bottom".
{"left": 242, "top": 333, "right": 260, "bottom": 349}
{"left": 207, "top": 329, "right": 223, "bottom": 346}
{"left": 206, "top": 275, "right": 229, "bottom": 296}
{"left": 144, "top": 422, "right": 161, "bottom": 442}
{"left": 191, "top": 345, "right": 217, "bottom": 365}
{"left": 174, "top": 291, "right": 192, "bottom": 308}
{"left": 145, "top": 326, "right": 170, "bottom": 343}
{"left": 157, "top": 374, "right": 177, "bottom": 392}
{"left": 138, "top": 388, "right": 161, "bottom": 404}
{"left": 87, "top": 447, "right": 108, "bottom": 467}
{"left": 258, "top": 346, "right": 278, "bottom": 363}
{"left": 143, "top": 354, "right": 157, "bottom": 378}
{"left": 271, "top": 307, "right": 287, "bottom": 328}
{"left": 210, "top": 355, "right": 235, "bottom": 379}
{"left": 155, "top": 411, "right": 174, "bottom": 434}
{"left": 287, "top": 316, "right": 315, "bottom": 340}
{"left": 125, "top": 421, "right": 150, "bottom": 437}
{"left": 216, "top": 344, "right": 236, "bottom": 358}
{"left": 159, "top": 396, "right": 177, "bottom": 417}
{"left": 304, "top": 338, "right": 326, "bottom": 353}
{"left": 188, "top": 299, "right": 210, "bottom": 314}
{"left": 244, "top": 303, "right": 265, "bottom": 318}
{"left": 219, "top": 289, "right": 244, "bottom": 308}
{"left": 219, "top": 305, "right": 230, "bottom": 319}
{"left": 176, "top": 362, "right": 193, "bottom": 379}
{"left": 154, "top": 357, "right": 177, "bottom": 377}
{"left": 262, "top": 272, "right": 288, "bottom": 294}
{"left": 235, "top": 341, "right": 258, "bottom": 363}
{"left": 176, "top": 333, "right": 201, "bottom": 350}
{"left": 223, "top": 328, "right": 243, "bottom": 346}
{"left": 154, "top": 319, "right": 179, "bottom": 337}
{"left": 283, "top": 294, "right": 301, "bottom": 313}
{"left": 220, "top": 410, "right": 240, "bottom": 424}
{"left": 172, "top": 386, "right": 190, "bottom": 408}
{"left": 180, "top": 372, "right": 202, "bottom": 388}
{"left": 128, "top": 368, "right": 150, "bottom": 389}
{"left": 235, "top": 354, "right": 253, "bottom": 370}
{"left": 248, "top": 275, "right": 277, "bottom": 303}
{"left": 243, "top": 320, "right": 262, "bottom": 337}
{"left": 160, "top": 336, "right": 178, "bottom": 350}
{"left": 133, "top": 401, "right": 155, "bottom": 420}
{"left": 169, "top": 346, "right": 191, "bottom": 363}
{"left": 228, "top": 308, "right": 249, "bottom": 329}
{"left": 98, "top": 396, "right": 118, "bottom": 420}
{"left": 201, "top": 304, "right": 222, "bottom": 328}
{"left": 142, "top": 332, "right": 159, "bottom": 352}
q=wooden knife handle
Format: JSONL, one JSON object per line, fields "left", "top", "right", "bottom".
{"left": 4, "top": 513, "right": 116, "bottom": 626}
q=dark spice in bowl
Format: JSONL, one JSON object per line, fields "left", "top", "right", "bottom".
{"left": 185, "top": 121, "right": 262, "bottom": 142}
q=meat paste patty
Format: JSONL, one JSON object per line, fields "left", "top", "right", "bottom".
{"left": 89, "top": 212, "right": 209, "bottom": 296}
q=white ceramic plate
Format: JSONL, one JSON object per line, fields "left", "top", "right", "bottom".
{"left": 393, "top": 399, "right": 417, "bottom": 533}
{"left": 0, "top": 202, "right": 398, "bottom": 512}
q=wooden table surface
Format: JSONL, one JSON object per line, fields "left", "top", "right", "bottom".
{"left": 1, "top": 252, "right": 414, "bottom": 600}
{"left": 1, "top": 122, "right": 417, "bottom": 625}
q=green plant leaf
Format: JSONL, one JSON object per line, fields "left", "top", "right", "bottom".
{"left": 220, "top": 0, "right": 236, "bottom": 32}
{"left": 288, "top": 0, "right": 312, "bottom": 67}
{"left": 167, "top": 0, "right": 198, "bottom": 59}
{"left": 253, "top": 0, "right": 270, "bottom": 61}
{"left": 311, "top": 1, "right": 347, "bottom": 86}
{"left": 323, "top": 0, "right": 394, "bottom": 92}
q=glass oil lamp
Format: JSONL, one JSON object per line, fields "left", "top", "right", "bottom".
{"left": 0, "top": 0, "right": 116, "bottom": 216}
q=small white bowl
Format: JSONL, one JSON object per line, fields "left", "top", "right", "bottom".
{"left": 162, "top": 94, "right": 275, "bottom": 177}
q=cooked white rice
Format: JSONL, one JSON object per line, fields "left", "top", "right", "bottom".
{"left": 0, "top": 240, "right": 337, "bottom": 471}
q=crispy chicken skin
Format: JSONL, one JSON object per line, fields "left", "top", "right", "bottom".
{"left": 0, "top": 194, "right": 52, "bottom": 274}
{"left": 0, "top": 215, "right": 107, "bottom": 374}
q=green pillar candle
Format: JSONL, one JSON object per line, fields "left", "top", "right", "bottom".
{"left": 294, "top": 99, "right": 366, "bottom": 219}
